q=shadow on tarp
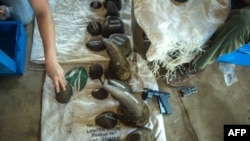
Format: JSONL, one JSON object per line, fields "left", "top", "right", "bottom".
{"left": 217, "top": 43, "right": 250, "bottom": 67}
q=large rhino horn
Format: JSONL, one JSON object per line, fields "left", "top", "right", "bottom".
{"left": 107, "top": 79, "right": 133, "bottom": 95}
{"left": 102, "top": 38, "right": 131, "bottom": 81}
{"left": 103, "top": 79, "right": 149, "bottom": 127}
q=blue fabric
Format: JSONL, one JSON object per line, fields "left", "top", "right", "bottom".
{"left": 217, "top": 43, "right": 250, "bottom": 67}
{"left": 0, "top": 0, "right": 34, "bottom": 25}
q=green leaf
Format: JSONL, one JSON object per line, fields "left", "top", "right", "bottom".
{"left": 65, "top": 66, "right": 88, "bottom": 91}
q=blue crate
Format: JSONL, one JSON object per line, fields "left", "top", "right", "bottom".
{"left": 0, "top": 21, "right": 27, "bottom": 76}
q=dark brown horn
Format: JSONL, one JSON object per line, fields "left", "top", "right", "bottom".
{"left": 102, "top": 38, "right": 131, "bottom": 81}
{"left": 103, "top": 80, "right": 149, "bottom": 127}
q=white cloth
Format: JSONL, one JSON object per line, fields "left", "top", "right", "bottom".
{"left": 133, "top": 0, "right": 230, "bottom": 74}
{"left": 41, "top": 57, "right": 167, "bottom": 141}
{"left": 30, "top": 0, "right": 132, "bottom": 64}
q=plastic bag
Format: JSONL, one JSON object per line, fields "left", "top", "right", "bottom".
{"left": 219, "top": 63, "right": 238, "bottom": 86}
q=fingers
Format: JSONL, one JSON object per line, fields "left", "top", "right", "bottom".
{"left": 53, "top": 71, "right": 67, "bottom": 93}
{"left": 46, "top": 62, "right": 66, "bottom": 93}
{"left": 54, "top": 79, "right": 60, "bottom": 93}
{"left": 59, "top": 75, "right": 67, "bottom": 92}
{"left": 53, "top": 76, "right": 66, "bottom": 93}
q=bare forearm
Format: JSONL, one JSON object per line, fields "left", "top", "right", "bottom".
{"left": 36, "top": 11, "right": 57, "bottom": 63}
{"left": 29, "top": 0, "right": 66, "bottom": 93}
{"left": 29, "top": 0, "right": 57, "bottom": 63}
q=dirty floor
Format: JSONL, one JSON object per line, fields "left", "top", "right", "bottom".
{"left": 1, "top": 20, "right": 250, "bottom": 141}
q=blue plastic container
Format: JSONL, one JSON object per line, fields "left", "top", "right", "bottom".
{"left": 0, "top": 21, "right": 27, "bottom": 75}
{"left": 217, "top": 43, "right": 250, "bottom": 67}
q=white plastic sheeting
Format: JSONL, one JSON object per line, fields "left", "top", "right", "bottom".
{"left": 30, "top": 0, "right": 132, "bottom": 64}
{"left": 41, "top": 57, "right": 167, "bottom": 141}
{"left": 133, "top": 0, "right": 230, "bottom": 76}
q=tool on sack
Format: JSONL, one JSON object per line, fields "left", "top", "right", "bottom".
{"left": 141, "top": 88, "right": 173, "bottom": 115}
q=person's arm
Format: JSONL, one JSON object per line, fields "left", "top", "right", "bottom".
{"left": 29, "top": 0, "right": 66, "bottom": 93}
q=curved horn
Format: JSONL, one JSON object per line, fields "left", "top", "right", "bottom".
{"left": 103, "top": 81, "right": 141, "bottom": 117}
{"left": 102, "top": 38, "right": 131, "bottom": 81}
{"left": 107, "top": 79, "right": 133, "bottom": 94}
{"left": 103, "top": 79, "right": 149, "bottom": 127}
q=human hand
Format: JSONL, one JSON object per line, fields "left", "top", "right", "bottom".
{"left": 46, "top": 61, "right": 66, "bottom": 93}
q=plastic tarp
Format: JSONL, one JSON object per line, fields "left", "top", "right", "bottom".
{"left": 133, "top": 0, "right": 230, "bottom": 74}
{"left": 30, "top": 0, "right": 132, "bottom": 64}
{"left": 41, "top": 57, "right": 167, "bottom": 141}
